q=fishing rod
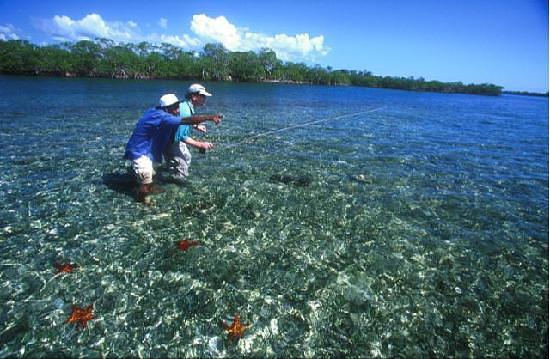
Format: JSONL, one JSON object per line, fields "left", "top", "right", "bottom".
{"left": 215, "top": 105, "right": 386, "bottom": 150}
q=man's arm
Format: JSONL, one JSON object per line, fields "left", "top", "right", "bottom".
{"left": 184, "top": 137, "right": 214, "bottom": 150}
{"left": 181, "top": 114, "right": 223, "bottom": 125}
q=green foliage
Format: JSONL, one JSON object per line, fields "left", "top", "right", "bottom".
{"left": 229, "top": 51, "right": 264, "bottom": 81}
{"left": 0, "top": 40, "right": 40, "bottom": 74}
{"left": 100, "top": 44, "right": 140, "bottom": 79}
{"left": 69, "top": 40, "right": 102, "bottom": 76}
{"left": 36, "top": 45, "right": 73, "bottom": 75}
{"left": 0, "top": 38, "right": 503, "bottom": 95}
{"left": 202, "top": 43, "right": 230, "bottom": 81}
{"left": 258, "top": 48, "right": 280, "bottom": 80}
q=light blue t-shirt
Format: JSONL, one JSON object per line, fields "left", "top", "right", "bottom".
{"left": 174, "top": 100, "right": 195, "bottom": 142}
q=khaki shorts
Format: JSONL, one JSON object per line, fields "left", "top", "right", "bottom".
{"left": 130, "top": 155, "right": 156, "bottom": 184}
{"left": 165, "top": 142, "right": 192, "bottom": 180}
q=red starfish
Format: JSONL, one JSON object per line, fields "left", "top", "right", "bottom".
{"left": 177, "top": 239, "right": 202, "bottom": 251}
{"left": 66, "top": 305, "right": 94, "bottom": 329}
{"left": 222, "top": 314, "right": 249, "bottom": 340}
{"left": 54, "top": 262, "right": 77, "bottom": 274}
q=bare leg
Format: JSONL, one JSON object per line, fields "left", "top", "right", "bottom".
{"left": 137, "top": 183, "right": 153, "bottom": 205}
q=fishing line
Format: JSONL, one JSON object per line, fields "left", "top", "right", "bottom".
{"left": 216, "top": 106, "right": 386, "bottom": 150}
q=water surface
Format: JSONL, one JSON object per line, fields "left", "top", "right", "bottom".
{"left": 0, "top": 76, "right": 547, "bottom": 357}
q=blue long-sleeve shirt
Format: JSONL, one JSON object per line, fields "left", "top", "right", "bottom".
{"left": 124, "top": 107, "right": 182, "bottom": 163}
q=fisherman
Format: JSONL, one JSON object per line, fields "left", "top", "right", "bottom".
{"left": 164, "top": 83, "right": 221, "bottom": 184}
{"left": 124, "top": 93, "right": 222, "bottom": 204}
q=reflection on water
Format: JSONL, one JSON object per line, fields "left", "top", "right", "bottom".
{"left": 0, "top": 76, "right": 547, "bottom": 357}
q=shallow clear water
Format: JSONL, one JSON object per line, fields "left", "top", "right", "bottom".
{"left": 0, "top": 76, "right": 547, "bottom": 357}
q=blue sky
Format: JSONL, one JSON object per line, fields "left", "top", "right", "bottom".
{"left": 0, "top": 0, "right": 547, "bottom": 92}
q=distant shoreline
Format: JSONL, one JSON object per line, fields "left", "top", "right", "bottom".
{"left": 1, "top": 72, "right": 507, "bottom": 97}
{"left": 502, "top": 90, "right": 549, "bottom": 97}
{"left": 3, "top": 72, "right": 546, "bottom": 98}
{"left": 0, "top": 39, "right": 505, "bottom": 97}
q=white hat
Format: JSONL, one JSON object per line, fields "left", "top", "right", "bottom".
{"left": 159, "top": 94, "right": 180, "bottom": 107}
{"left": 187, "top": 83, "right": 212, "bottom": 96}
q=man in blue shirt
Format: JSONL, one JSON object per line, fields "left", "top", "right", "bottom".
{"left": 164, "top": 84, "right": 219, "bottom": 183}
{"left": 124, "top": 93, "right": 222, "bottom": 204}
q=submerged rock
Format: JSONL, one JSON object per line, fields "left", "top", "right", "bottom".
{"left": 350, "top": 174, "right": 371, "bottom": 183}
{"left": 269, "top": 174, "right": 312, "bottom": 187}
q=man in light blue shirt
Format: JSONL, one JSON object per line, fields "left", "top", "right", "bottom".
{"left": 165, "top": 84, "right": 220, "bottom": 183}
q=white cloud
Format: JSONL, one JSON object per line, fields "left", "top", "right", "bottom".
{"left": 158, "top": 18, "right": 168, "bottom": 29}
{"left": 243, "top": 32, "right": 329, "bottom": 62}
{"left": 0, "top": 24, "right": 20, "bottom": 40}
{"left": 190, "top": 14, "right": 241, "bottom": 50}
{"left": 40, "top": 13, "right": 199, "bottom": 48}
{"left": 152, "top": 33, "right": 201, "bottom": 48}
{"left": 44, "top": 13, "right": 138, "bottom": 42}
{"left": 190, "top": 14, "right": 329, "bottom": 62}
{"left": 37, "top": 13, "right": 329, "bottom": 62}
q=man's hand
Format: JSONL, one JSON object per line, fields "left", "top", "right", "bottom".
{"left": 211, "top": 113, "right": 223, "bottom": 125}
{"left": 194, "top": 124, "right": 207, "bottom": 133}
{"left": 200, "top": 141, "right": 214, "bottom": 150}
